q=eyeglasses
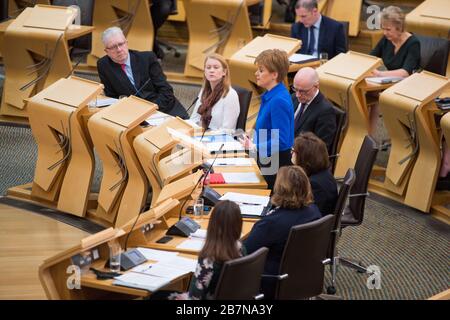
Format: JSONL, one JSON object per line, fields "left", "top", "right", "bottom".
{"left": 105, "top": 41, "right": 127, "bottom": 51}
{"left": 291, "top": 85, "right": 315, "bottom": 95}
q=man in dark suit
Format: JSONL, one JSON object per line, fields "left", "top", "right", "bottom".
{"left": 97, "top": 27, "right": 188, "bottom": 119}
{"left": 290, "top": 0, "right": 346, "bottom": 59}
{"left": 292, "top": 67, "right": 336, "bottom": 151}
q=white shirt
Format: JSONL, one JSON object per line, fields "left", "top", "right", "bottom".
{"left": 190, "top": 87, "right": 240, "bottom": 131}
{"left": 294, "top": 89, "right": 319, "bottom": 119}
{"left": 123, "top": 54, "right": 136, "bottom": 87}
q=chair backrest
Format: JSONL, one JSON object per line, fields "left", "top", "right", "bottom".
{"left": 339, "top": 20, "right": 350, "bottom": 52}
{"left": 233, "top": 85, "right": 253, "bottom": 132}
{"left": 275, "top": 214, "right": 335, "bottom": 299}
{"left": 416, "top": 34, "right": 449, "bottom": 76}
{"left": 214, "top": 247, "right": 268, "bottom": 300}
{"left": 328, "top": 168, "right": 356, "bottom": 259}
{"left": 346, "top": 135, "right": 378, "bottom": 225}
{"left": 329, "top": 105, "right": 346, "bottom": 173}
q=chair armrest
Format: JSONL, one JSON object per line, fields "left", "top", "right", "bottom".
{"left": 261, "top": 273, "right": 288, "bottom": 280}
{"left": 328, "top": 153, "right": 340, "bottom": 159}
{"left": 348, "top": 192, "right": 370, "bottom": 198}
{"left": 254, "top": 294, "right": 265, "bottom": 300}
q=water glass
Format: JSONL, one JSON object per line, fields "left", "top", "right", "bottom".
{"left": 193, "top": 198, "right": 204, "bottom": 222}
{"left": 319, "top": 52, "right": 329, "bottom": 65}
{"left": 109, "top": 243, "right": 122, "bottom": 273}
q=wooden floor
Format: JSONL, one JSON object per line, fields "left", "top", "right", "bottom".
{"left": 0, "top": 203, "right": 89, "bottom": 300}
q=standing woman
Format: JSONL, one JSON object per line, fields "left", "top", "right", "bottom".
{"left": 368, "top": 6, "right": 421, "bottom": 135}
{"left": 240, "top": 49, "right": 294, "bottom": 189}
{"left": 190, "top": 54, "right": 240, "bottom": 131}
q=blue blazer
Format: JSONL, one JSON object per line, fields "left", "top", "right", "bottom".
{"left": 243, "top": 205, "right": 322, "bottom": 275}
{"left": 291, "top": 15, "right": 346, "bottom": 59}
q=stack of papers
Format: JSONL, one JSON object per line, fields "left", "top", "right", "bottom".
{"left": 113, "top": 249, "right": 197, "bottom": 292}
{"left": 289, "top": 53, "right": 317, "bottom": 64}
{"left": 206, "top": 157, "right": 252, "bottom": 167}
{"left": 222, "top": 172, "right": 260, "bottom": 184}
{"left": 365, "top": 76, "right": 404, "bottom": 84}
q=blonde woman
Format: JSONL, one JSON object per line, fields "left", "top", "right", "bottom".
{"left": 190, "top": 54, "right": 240, "bottom": 131}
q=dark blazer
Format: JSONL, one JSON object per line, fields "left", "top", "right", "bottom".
{"left": 310, "top": 169, "right": 338, "bottom": 216}
{"left": 291, "top": 15, "right": 346, "bottom": 59}
{"left": 97, "top": 50, "right": 188, "bottom": 118}
{"left": 292, "top": 91, "right": 337, "bottom": 152}
{"left": 243, "top": 205, "right": 322, "bottom": 276}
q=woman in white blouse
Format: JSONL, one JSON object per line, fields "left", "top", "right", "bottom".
{"left": 190, "top": 54, "right": 240, "bottom": 131}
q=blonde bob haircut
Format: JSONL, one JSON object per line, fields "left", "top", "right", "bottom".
{"left": 255, "top": 49, "right": 290, "bottom": 83}
{"left": 381, "top": 6, "right": 405, "bottom": 32}
{"left": 271, "top": 166, "right": 313, "bottom": 209}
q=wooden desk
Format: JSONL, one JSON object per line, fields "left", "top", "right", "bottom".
{"left": 65, "top": 25, "right": 95, "bottom": 41}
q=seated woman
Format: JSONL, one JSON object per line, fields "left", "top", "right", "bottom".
{"left": 166, "top": 200, "right": 244, "bottom": 300}
{"left": 240, "top": 49, "right": 294, "bottom": 190}
{"left": 190, "top": 53, "right": 240, "bottom": 131}
{"left": 243, "top": 166, "right": 322, "bottom": 298}
{"left": 368, "top": 5, "right": 421, "bottom": 135}
{"left": 291, "top": 132, "right": 338, "bottom": 216}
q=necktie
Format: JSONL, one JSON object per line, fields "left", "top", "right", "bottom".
{"left": 295, "top": 103, "right": 306, "bottom": 122}
{"left": 120, "top": 64, "right": 126, "bottom": 73}
{"left": 307, "top": 26, "right": 315, "bottom": 55}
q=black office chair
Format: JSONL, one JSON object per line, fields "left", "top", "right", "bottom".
{"left": 233, "top": 85, "right": 253, "bottom": 132}
{"left": 214, "top": 247, "right": 268, "bottom": 300}
{"left": 329, "top": 105, "right": 346, "bottom": 173}
{"left": 261, "top": 215, "right": 335, "bottom": 299}
{"left": 0, "top": 0, "right": 8, "bottom": 22}
{"left": 324, "top": 168, "right": 356, "bottom": 294}
{"left": 330, "top": 136, "right": 378, "bottom": 280}
{"left": 416, "top": 34, "right": 449, "bottom": 76}
{"left": 339, "top": 21, "right": 350, "bottom": 52}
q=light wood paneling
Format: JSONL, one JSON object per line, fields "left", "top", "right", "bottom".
{"left": 0, "top": 203, "right": 89, "bottom": 299}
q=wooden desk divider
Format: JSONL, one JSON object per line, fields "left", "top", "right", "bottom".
{"left": 316, "top": 51, "right": 381, "bottom": 177}
{"left": 228, "top": 33, "right": 301, "bottom": 128}
{"left": 0, "top": 5, "right": 92, "bottom": 119}
{"left": 369, "top": 71, "right": 450, "bottom": 216}
{"left": 134, "top": 117, "right": 205, "bottom": 207}
{"left": 12, "top": 77, "right": 103, "bottom": 218}
{"left": 87, "top": 0, "right": 153, "bottom": 67}
{"left": 87, "top": 96, "right": 157, "bottom": 228}
{"left": 183, "top": 0, "right": 253, "bottom": 79}
{"left": 405, "top": 0, "right": 450, "bottom": 77}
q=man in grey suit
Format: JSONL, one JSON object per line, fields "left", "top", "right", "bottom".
{"left": 291, "top": 67, "right": 337, "bottom": 151}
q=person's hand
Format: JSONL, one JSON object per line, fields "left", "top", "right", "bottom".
{"left": 371, "top": 69, "right": 383, "bottom": 77}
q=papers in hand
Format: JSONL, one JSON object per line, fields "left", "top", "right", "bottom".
{"left": 289, "top": 53, "right": 317, "bottom": 64}
{"left": 206, "top": 158, "right": 252, "bottom": 167}
{"left": 365, "top": 76, "right": 404, "bottom": 84}
{"left": 88, "top": 97, "right": 118, "bottom": 108}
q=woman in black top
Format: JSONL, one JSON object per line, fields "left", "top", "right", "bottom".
{"left": 243, "top": 166, "right": 322, "bottom": 299}
{"left": 368, "top": 6, "right": 421, "bottom": 135}
{"left": 291, "top": 132, "right": 338, "bottom": 216}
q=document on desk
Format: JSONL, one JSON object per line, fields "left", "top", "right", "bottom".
{"left": 189, "top": 229, "right": 207, "bottom": 239}
{"left": 220, "top": 192, "right": 270, "bottom": 206}
{"left": 113, "top": 273, "right": 171, "bottom": 292}
{"left": 176, "top": 238, "right": 205, "bottom": 251}
{"left": 239, "top": 204, "right": 267, "bottom": 216}
{"left": 88, "top": 97, "right": 118, "bottom": 108}
{"left": 132, "top": 263, "right": 190, "bottom": 280}
{"left": 289, "top": 53, "right": 317, "bottom": 64}
{"left": 365, "top": 76, "right": 404, "bottom": 84}
{"left": 136, "top": 248, "right": 178, "bottom": 262}
{"left": 146, "top": 111, "right": 171, "bottom": 126}
{"left": 206, "top": 157, "right": 252, "bottom": 167}
{"left": 206, "top": 141, "right": 245, "bottom": 152}
{"left": 160, "top": 256, "right": 197, "bottom": 272}
{"left": 195, "top": 134, "right": 235, "bottom": 143}
{"left": 222, "top": 172, "right": 260, "bottom": 184}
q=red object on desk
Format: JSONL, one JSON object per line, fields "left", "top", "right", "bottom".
{"left": 206, "top": 173, "right": 225, "bottom": 184}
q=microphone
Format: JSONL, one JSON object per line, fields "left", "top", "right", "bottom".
{"left": 134, "top": 77, "right": 152, "bottom": 98}
{"left": 185, "top": 96, "right": 199, "bottom": 115}
{"left": 65, "top": 55, "right": 84, "bottom": 78}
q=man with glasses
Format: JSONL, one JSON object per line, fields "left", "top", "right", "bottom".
{"left": 291, "top": 67, "right": 336, "bottom": 151}
{"left": 290, "top": 0, "right": 346, "bottom": 59}
{"left": 97, "top": 27, "right": 188, "bottom": 118}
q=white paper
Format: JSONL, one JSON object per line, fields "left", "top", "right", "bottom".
{"left": 146, "top": 111, "right": 171, "bottom": 126}
{"left": 176, "top": 238, "right": 205, "bottom": 251}
{"left": 206, "top": 141, "right": 245, "bottom": 152}
{"left": 133, "top": 264, "right": 190, "bottom": 279}
{"left": 206, "top": 158, "right": 252, "bottom": 167}
{"left": 190, "top": 229, "right": 207, "bottom": 239}
{"left": 220, "top": 192, "right": 270, "bottom": 206}
{"left": 160, "top": 256, "right": 198, "bottom": 272}
{"left": 221, "top": 172, "right": 260, "bottom": 184}
{"left": 167, "top": 127, "right": 210, "bottom": 154}
{"left": 136, "top": 248, "right": 178, "bottom": 262}
{"left": 88, "top": 97, "right": 118, "bottom": 107}
{"left": 239, "top": 204, "right": 266, "bottom": 216}
{"left": 113, "top": 273, "right": 171, "bottom": 292}
{"left": 365, "top": 76, "right": 404, "bottom": 84}
{"left": 289, "top": 53, "right": 317, "bottom": 63}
